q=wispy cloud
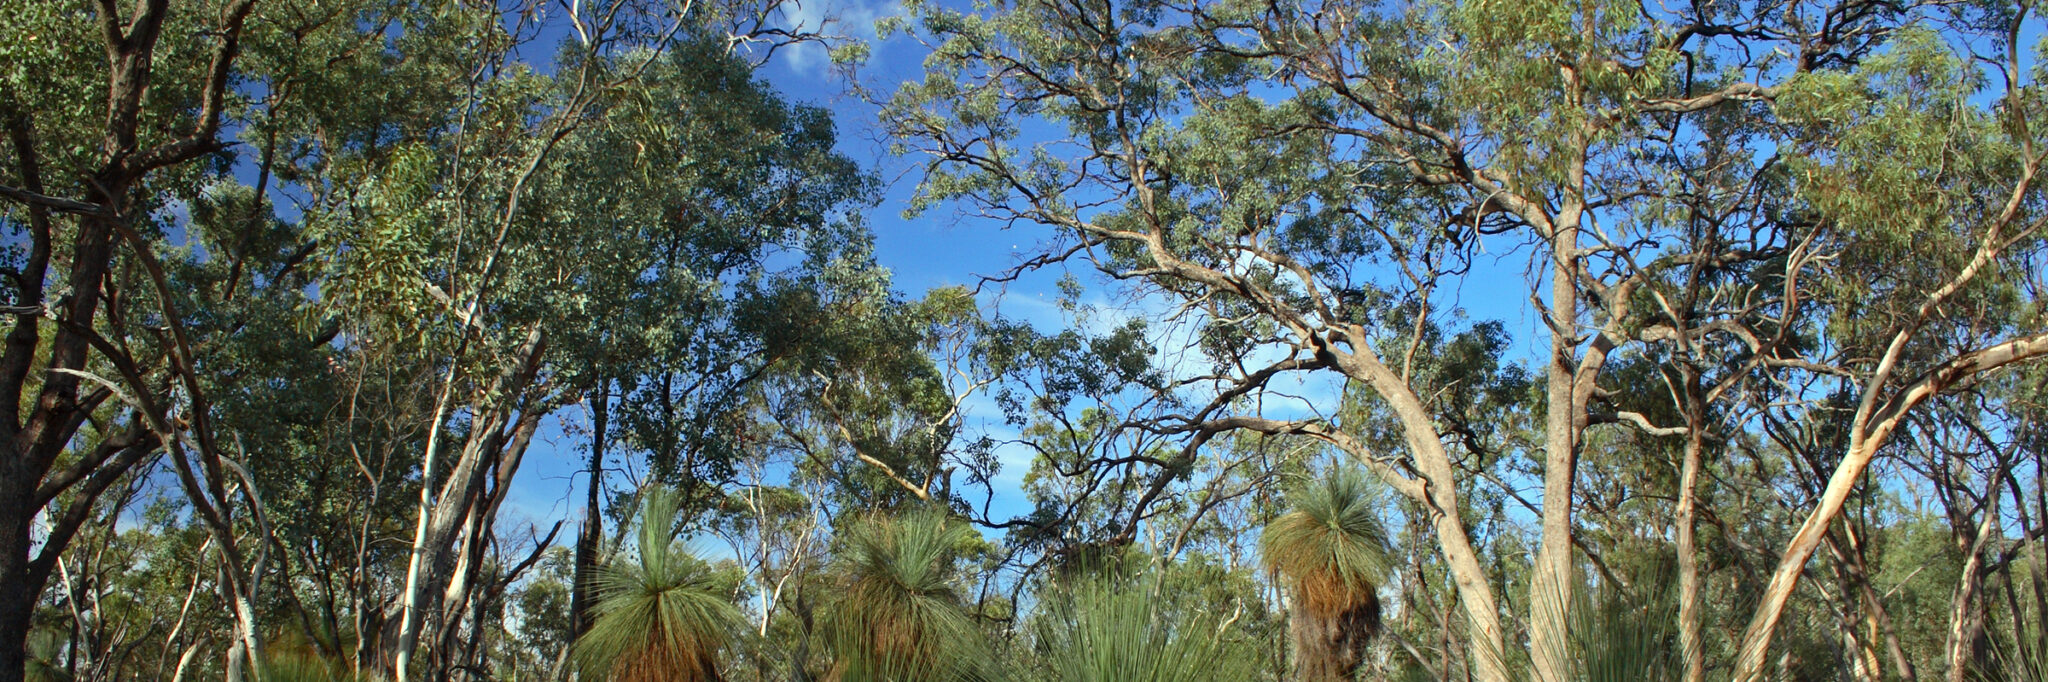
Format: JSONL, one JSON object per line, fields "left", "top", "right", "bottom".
{"left": 775, "top": 0, "right": 903, "bottom": 78}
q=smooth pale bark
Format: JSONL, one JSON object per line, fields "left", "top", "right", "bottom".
{"left": 430, "top": 410, "right": 544, "bottom": 664}
{"left": 390, "top": 365, "right": 459, "bottom": 682}
{"left": 1734, "top": 331, "right": 2048, "bottom": 681}
{"left": 1945, "top": 506, "right": 1998, "bottom": 682}
{"left": 1062, "top": 189, "right": 1515, "bottom": 682}
{"left": 1323, "top": 347, "right": 1509, "bottom": 682}
{"left": 169, "top": 642, "right": 204, "bottom": 682}
{"left": 1735, "top": 164, "right": 2045, "bottom": 676}
{"left": 1676, "top": 420, "right": 1706, "bottom": 682}
{"left": 1530, "top": 201, "right": 1585, "bottom": 682}
{"left": 1194, "top": 357, "right": 1510, "bottom": 682}
{"left": 393, "top": 327, "right": 548, "bottom": 681}
{"left": 391, "top": 28, "right": 603, "bottom": 672}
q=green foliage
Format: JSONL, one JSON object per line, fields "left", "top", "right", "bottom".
{"left": 1027, "top": 566, "right": 1259, "bottom": 682}
{"left": 824, "top": 509, "right": 993, "bottom": 681}
{"left": 9, "top": 0, "right": 2048, "bottom": 680}
{"left": 1261, "top": 468, "right": 1394, "bottom": 616}
{"left": 1498, "top": 570, "right": 1682, "bottom": 682}
{"left": 258, "top": 651, "right": 379, "bottom": 682}
{"left": 1568, "top": 580, "right": 1682, "bottom": 682}
{"left": 508, "top": 548, "right": 576, "bottom": 677}
{"left": 1979, "top": 620, "right": 2048, "bottom": 682}
{"left": 573, "top": 488, "right": 744, "bottom": 682}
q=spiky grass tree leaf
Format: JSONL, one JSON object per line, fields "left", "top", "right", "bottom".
{"left": 824, "top": 508, "right": 994, "bottom": 681}
{"left": 1261, "top": 468, "right": 1394, "bottom": 617}
{"left": 259, "top": 651, "right": 377, "bottom": 682}
{"left": 1520, "top": 569, "right": 1681, "bottom": 682}
{"left": 1976, "top": 619, "right": 2048, "bottom": 682}
{"left": 25, "top": 626, "right": 73, "bottom": 682}
{"left": 573, "top": 487, "right": 743, "bottom": 682}
{"left": 1031, "top": 567, "right": 1257, "bottom": 682}
{"left": 1571, "top": 585, "right": 1680, "bottom": 682}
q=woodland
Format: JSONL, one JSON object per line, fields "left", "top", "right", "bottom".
{"left": 1, "top": 0, "right": 2046, "bottom": 680}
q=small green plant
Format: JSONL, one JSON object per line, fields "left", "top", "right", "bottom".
{"left": 24, "top": 626, "right": 71, "bottom": 682}
{"left": 1974, "top": 620, "right": 2048, "bottom": 682}
{"left": 257, "top": 649, "right": 382, "bottom": 682}
{"left": 1511, "top": 570, "right": 1681, "bottom": 682}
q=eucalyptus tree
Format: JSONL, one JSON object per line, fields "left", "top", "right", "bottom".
{"left": 0, "top": 0, "right": 420, "bottom": 678}
{"left": 288, "top": 8, "right": 880, "bottom": 677}
{"left": 883, "top": 1, "right": 2048, "bottom": 681}
{"left": 1892, "top": 388, "right": 2043, "bottom": 681}
{"left": 0, "top": 1, "right": 884, "bottom": 679}
{"left": 1720, "top": 27, "right": 2048, "bottom": 678}
{"left": 534, "top": 31, "right": 875, "bottom": 663}
{"left": 742, "top": 286, "right": 983, "bottom": 511}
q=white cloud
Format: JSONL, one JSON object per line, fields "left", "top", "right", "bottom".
{"left": 774, "top": 0, "right": 903, "bottom": 78}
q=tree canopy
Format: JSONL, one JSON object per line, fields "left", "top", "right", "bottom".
{"left": 1, "top": 0, "right": 2045, "bottom": 681}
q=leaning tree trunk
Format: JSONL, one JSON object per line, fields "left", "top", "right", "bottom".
{"left": 1945, "top": 485, "right": 2002, "bottom": 682}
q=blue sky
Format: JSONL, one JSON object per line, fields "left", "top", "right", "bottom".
{"left": 495, "top": 0, "right": 1558, "bottom": 545}
{"left": 499, "top": 0, "right": 1085, "bottom": 533}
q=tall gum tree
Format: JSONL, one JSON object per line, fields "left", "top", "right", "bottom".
{"left": 1, "top": 1, "right": 877, "bottom": 681}
{"left": 881, "top": 0, "right": 2048, "bottom": 679}
{"left": 305, "top": 23, "right": 878, "bottom": 679}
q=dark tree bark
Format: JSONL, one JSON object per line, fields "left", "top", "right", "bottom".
{"left": 1290, "top": 594, "right": 1380, "bottom": 682}
{"left": 0, "top": 0, "right": 256, "bottom": 678}
{"left": 571, "top": 378, "right": 609, "bottom": 647}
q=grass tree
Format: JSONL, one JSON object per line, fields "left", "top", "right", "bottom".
{"left": 824, "top": 508, "right": 991, "bottom": 681}
{"left": 1563, "top": 578, "right": 1681, "bottom": 682}
{"left": 1261, "top": 469, "right": 1394, "bottom": 682}
{"left": 1031, "top": 566, "right": 1258, "bottom": 682}
{"left": 573, "top": 488, "right": 743, "bottom": 682}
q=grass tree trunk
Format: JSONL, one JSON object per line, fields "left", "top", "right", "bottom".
{"left": 1290, "top": 598, "right": 1380, "bottom": 682}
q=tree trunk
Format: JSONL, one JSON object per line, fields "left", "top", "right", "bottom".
{"left": 1841, "top": 525, "right": 1918, "bottom": 682}
{"left": 1735, "top": 332, "right": 2048, "bottom": 681}
{"left": 1945, "top": 497, "right": 1999, "bottom": 682}
{"left": 1320, "top": 344, "right": 1508, "bottom": 682}
{"left": 1676, "top": 418, "right": 1706, "bottom": 682}
{"left": 1289, "top": 597, "right": 1379, "bottom": 682}
{"left": 1531, "top": 203, "right": 1588, "bottom": 682}
{"left": 393, "top": 327, "right": 549, "bottom": 681}
{"left": 0, "top": 468, "right": 30, "bottom": 682}
{"left": 570, "top": 380, "right": 609, "bottom": 645}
